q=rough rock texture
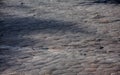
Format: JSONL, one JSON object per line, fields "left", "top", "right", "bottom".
{"left": 0, "top": 0, "right": 120, "bottom": 75}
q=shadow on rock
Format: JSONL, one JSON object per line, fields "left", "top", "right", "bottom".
{"left": 94, "top": 0, "right": 120, "bottom": 3}
{"left": 0, "top": 16, "right": 96, "bottom": 47}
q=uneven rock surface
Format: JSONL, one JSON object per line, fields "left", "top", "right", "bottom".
{"left": 0, "top": 0, "right": 120, "bottom": 75}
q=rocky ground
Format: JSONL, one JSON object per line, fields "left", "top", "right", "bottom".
{"left": 0, "top": 0, "right": 120, "bottom": 75}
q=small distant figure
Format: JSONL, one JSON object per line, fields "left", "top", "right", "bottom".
{"left": 21, "top": 2, "right": 24, "bottom": 5}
